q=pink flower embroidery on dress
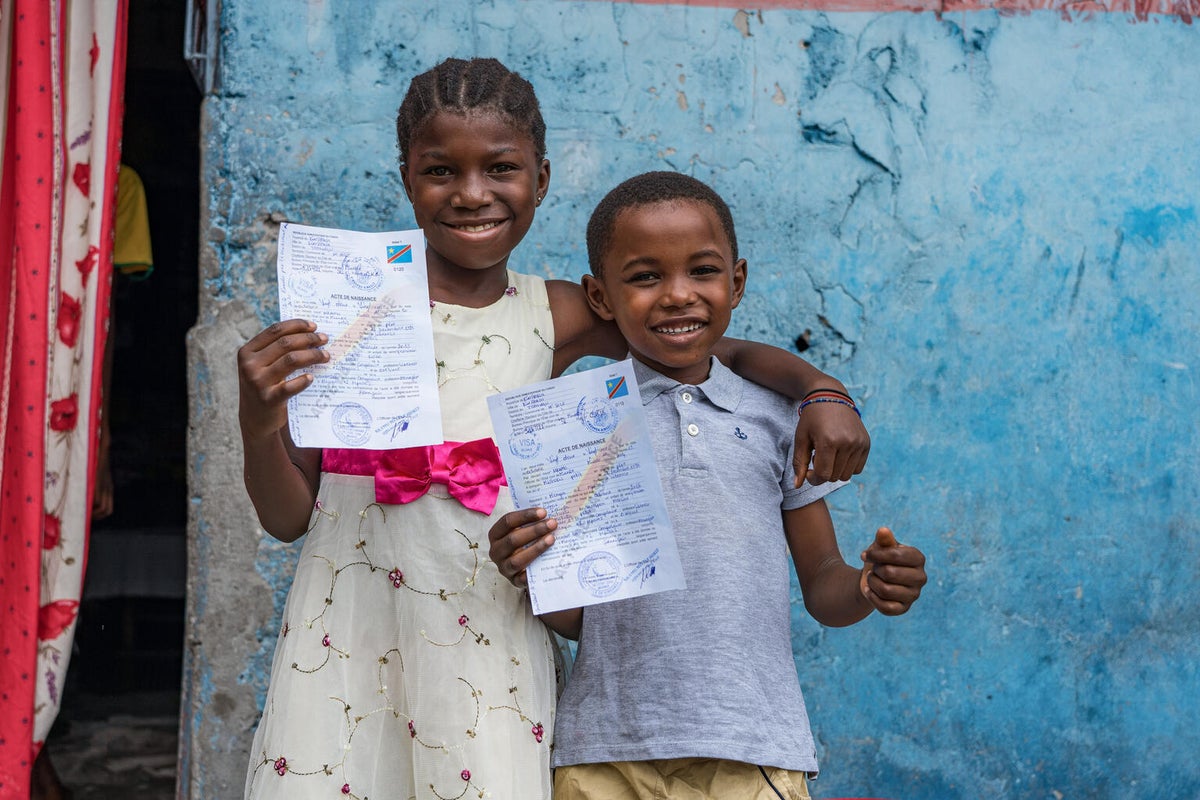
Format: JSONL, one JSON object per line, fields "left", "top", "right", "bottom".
{"left": 458, "top": 614, "right": 468, "bottom": 626}
{"left": 322, "top": 634, "right": 331, "bottom": 647}
{"left": 408, "top": 720, "right": 416, "bottom": 737}
{"left": 531, "top": 722, "right": 544, "bottom": 743}
{"left": 505, "top": 286, "right": 517, "bottom": 296}
{"left": 341, "top": 784, "right": 351, "bottom": 794}
{"left": 388, "top": 568, "right": 404, "bottom": 588}
{"left": 461, "top": 769, "right": 471, "bottom": 782}
{"left": 274, "top": 757, "right": 287, "bottom": 776}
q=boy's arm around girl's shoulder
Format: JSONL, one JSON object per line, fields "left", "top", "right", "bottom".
{"left": 785, "top": 500, "right": 927, "bottom": 628}
{"left": 237, "top": 318, "right": 327, "bottom": 542}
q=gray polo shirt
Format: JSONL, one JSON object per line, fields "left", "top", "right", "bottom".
{"left": 552, "top": 356, "right": 845, "bottom": 772}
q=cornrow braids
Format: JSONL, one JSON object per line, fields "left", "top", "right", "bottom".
{"left": 395, "top": 57, "right": 547, "bottom": 166}
{"left": 586, "top": 171, "right": 739, "bottom": 277}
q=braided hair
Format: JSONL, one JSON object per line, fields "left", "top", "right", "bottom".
{"left": 586, "top": 171, "right": 739, "bottom": 277}
{"left": 396, "top": 57, "right": 547, "bottom": 166}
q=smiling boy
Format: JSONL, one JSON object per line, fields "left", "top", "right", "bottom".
{"left": 489, "top": 171, "right": 927, "bottom": 800}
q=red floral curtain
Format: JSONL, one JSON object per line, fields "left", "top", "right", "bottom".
{"left": 0, "top": 0, "right": 127, "bottom": 793}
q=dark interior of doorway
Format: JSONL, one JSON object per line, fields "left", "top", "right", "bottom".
{"left": 49, "top": 1, "right": 199, "bottom": 794}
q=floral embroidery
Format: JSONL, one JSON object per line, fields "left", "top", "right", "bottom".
{"left": 389, "top": 567, "right": 405, "bottom": 588}
{"left": 341, "top": 783, "right": 351, "bottom": 794}
{"left": 461, "top": 769, "right": 471, "bottom": 781}
{"left": 322, "top": 634, "right": 331, "bottom": 647}
{"left": 458, "top": 614, "right": 468, "bottom": 626}
{"left": 531, "top": 722, "right": 544, "bottom": 743}
{"left": 505, "top": 286, "right": 517, "bottom": 296}
{"left": 408, "top": 720, "right": 417, "bottom": 737}
{"left": 274, "top": 756, "right": 288, "bottom": 776}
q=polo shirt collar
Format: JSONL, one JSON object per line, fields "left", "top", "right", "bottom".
{"left": 629, "top": 356, "right": 743, "bottom": 413}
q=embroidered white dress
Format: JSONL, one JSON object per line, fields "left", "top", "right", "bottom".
{"left": 246, "top": 271, "right": 560, "bottom": 800}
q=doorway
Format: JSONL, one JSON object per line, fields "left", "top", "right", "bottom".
{"left": 47, "top": 1, "right": 200, "bottom": 795}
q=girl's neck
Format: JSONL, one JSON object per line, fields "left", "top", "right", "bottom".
{"left": 426, "top": 255, "right": 511, "bottom": 308}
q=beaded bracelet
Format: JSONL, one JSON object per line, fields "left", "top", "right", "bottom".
{"left": 798, "top": 396, "right": 862, "bottom": 418}
{"left": 802, "top": 386, "right": 854, "bottom": 402}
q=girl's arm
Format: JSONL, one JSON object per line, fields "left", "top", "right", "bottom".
{"left": 237, "top": 319, "right": 327, "bottom": 542}
{"left": 712, "top": 337, "right": 870, "bottom": 484}
{"left": 547, "top": 280, "right": 869, "bottom": 482}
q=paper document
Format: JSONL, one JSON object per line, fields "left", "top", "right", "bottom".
{"left": 487, "top": 360, "right": 685, "bottom": 615}
{"left": 277, "top": 222, "right": 443, "bottom": 449}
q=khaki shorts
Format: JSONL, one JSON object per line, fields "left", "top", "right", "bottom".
{"left": 554, "top": 757, "right": 812, "bottom": 800}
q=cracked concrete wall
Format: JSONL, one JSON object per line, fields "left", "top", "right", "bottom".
{"left": 182, "top": 2, "right": 1200, "bottom": 797}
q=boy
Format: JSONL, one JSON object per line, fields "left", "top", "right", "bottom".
{"left": 490, "top": 171, "right": 927, "bottom": 799}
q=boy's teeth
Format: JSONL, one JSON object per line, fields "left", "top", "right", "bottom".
{"left": 458, "top": 222, "right": 500, "bottom": 233}
{"left": 657, "top": 323, "right": 702, "bottom": 334}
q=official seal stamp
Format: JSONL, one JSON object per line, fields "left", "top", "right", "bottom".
{"left": 578, "top": 550, "right": 623, "bottom": 598}
{"left": 508, "top": 428, "right": 541, "bottom": 460}
{"left": 576, "top": 396, "right": 618, "bottom": 435}
{"left": 341, "top": 254, "right": 383, "bottom": 291}
{"left": 331, "top": 402, "right": 372, "bottom": 446}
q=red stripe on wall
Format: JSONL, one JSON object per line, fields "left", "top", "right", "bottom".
{"left": 595, "top": 0, "right": 1196, "bottom": 22}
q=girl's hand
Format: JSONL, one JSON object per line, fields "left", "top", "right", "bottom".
{"left": 859, "top": 527, "right": 927, "bottom": 615}
{"left": 795, "top": 400, "right": 870, "bottom": 486}
{"left": 237, "top": 319, "right": 328, "bottom": 440}
{"left": 488, "top": 507, "right": 557, "bottom": 588}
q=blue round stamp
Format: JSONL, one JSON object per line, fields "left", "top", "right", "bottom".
{"left": 508, "top": 428, "right": 541, "bottom": 460}
{"left": 578, "top": 550, "right": 623, "bottom": 598}
{"left": 576, "top": 396, "right": 618, "bottom": 435}
{"left": 341, "top": 255, "right": 383, "bottom": 291}
{"left": 287, "top": 273, "right": 318, "bottom": 299}
{"left": 331, "top": 402, "right": 372, "bottom": 446}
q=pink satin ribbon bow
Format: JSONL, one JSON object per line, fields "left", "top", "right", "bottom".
{"left": 371, "top": 439, "right": 507, "bottom": 514}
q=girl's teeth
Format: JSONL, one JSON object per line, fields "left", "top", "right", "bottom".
{"left": 459, "top": 222, "right": 500, "bottom": 233}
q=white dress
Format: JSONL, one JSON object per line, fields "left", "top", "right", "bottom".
{"left": 246, "top": 271, "right": 561, "bottom": 800}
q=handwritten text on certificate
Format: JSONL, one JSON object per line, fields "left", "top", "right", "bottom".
{"left": 277, "top": 222, "right": 443, "bottom": 450}
{"left": 487, "top": 360, "right": 685, "bottom": 615}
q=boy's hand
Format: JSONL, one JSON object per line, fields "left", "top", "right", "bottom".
{"left": 859, "top": 527, "right": 926, "bottom": 615}
{"left": 794, "top": 400, "right": 870, "bottom": 486}
{"left": 237, "top": 319, "right": 329, "bottom": 440}
{"left": 488, "top": 507, "right": 557, "bottom": 588}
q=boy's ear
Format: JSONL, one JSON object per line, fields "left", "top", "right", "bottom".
{"left": 581, "top": 274, "right": 616, "bottom": 321}
{"left": 730, "top": 258, "right": 748, "bottom": 310}
{"left": 538, "top": 159, "right": 551, "bottom": 202}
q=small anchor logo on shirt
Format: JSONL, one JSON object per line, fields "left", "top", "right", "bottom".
{"left": 734, "top": 427, "right": 748, "bottom": 440}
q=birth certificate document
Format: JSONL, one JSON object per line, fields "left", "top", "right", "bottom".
{"left": 277, "top": 222, "right": 443, "bottom": 450}
{"left": 487, "top": 360, "right": 685, "bottom": 615}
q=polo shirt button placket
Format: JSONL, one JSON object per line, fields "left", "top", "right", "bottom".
{"left": 686, "top": 423, "right": 699, "bottom": 437}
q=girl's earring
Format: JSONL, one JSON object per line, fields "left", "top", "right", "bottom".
{"left": 536, "top": 195, "right": 544, "bottom": 206}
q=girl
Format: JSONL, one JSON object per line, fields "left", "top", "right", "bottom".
{"left": 238, "top": 57, "right": 868, "bottom": 800}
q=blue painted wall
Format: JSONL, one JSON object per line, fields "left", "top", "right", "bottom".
{"left": 186, "top": 2, "right": 1200, "bottom": 797}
